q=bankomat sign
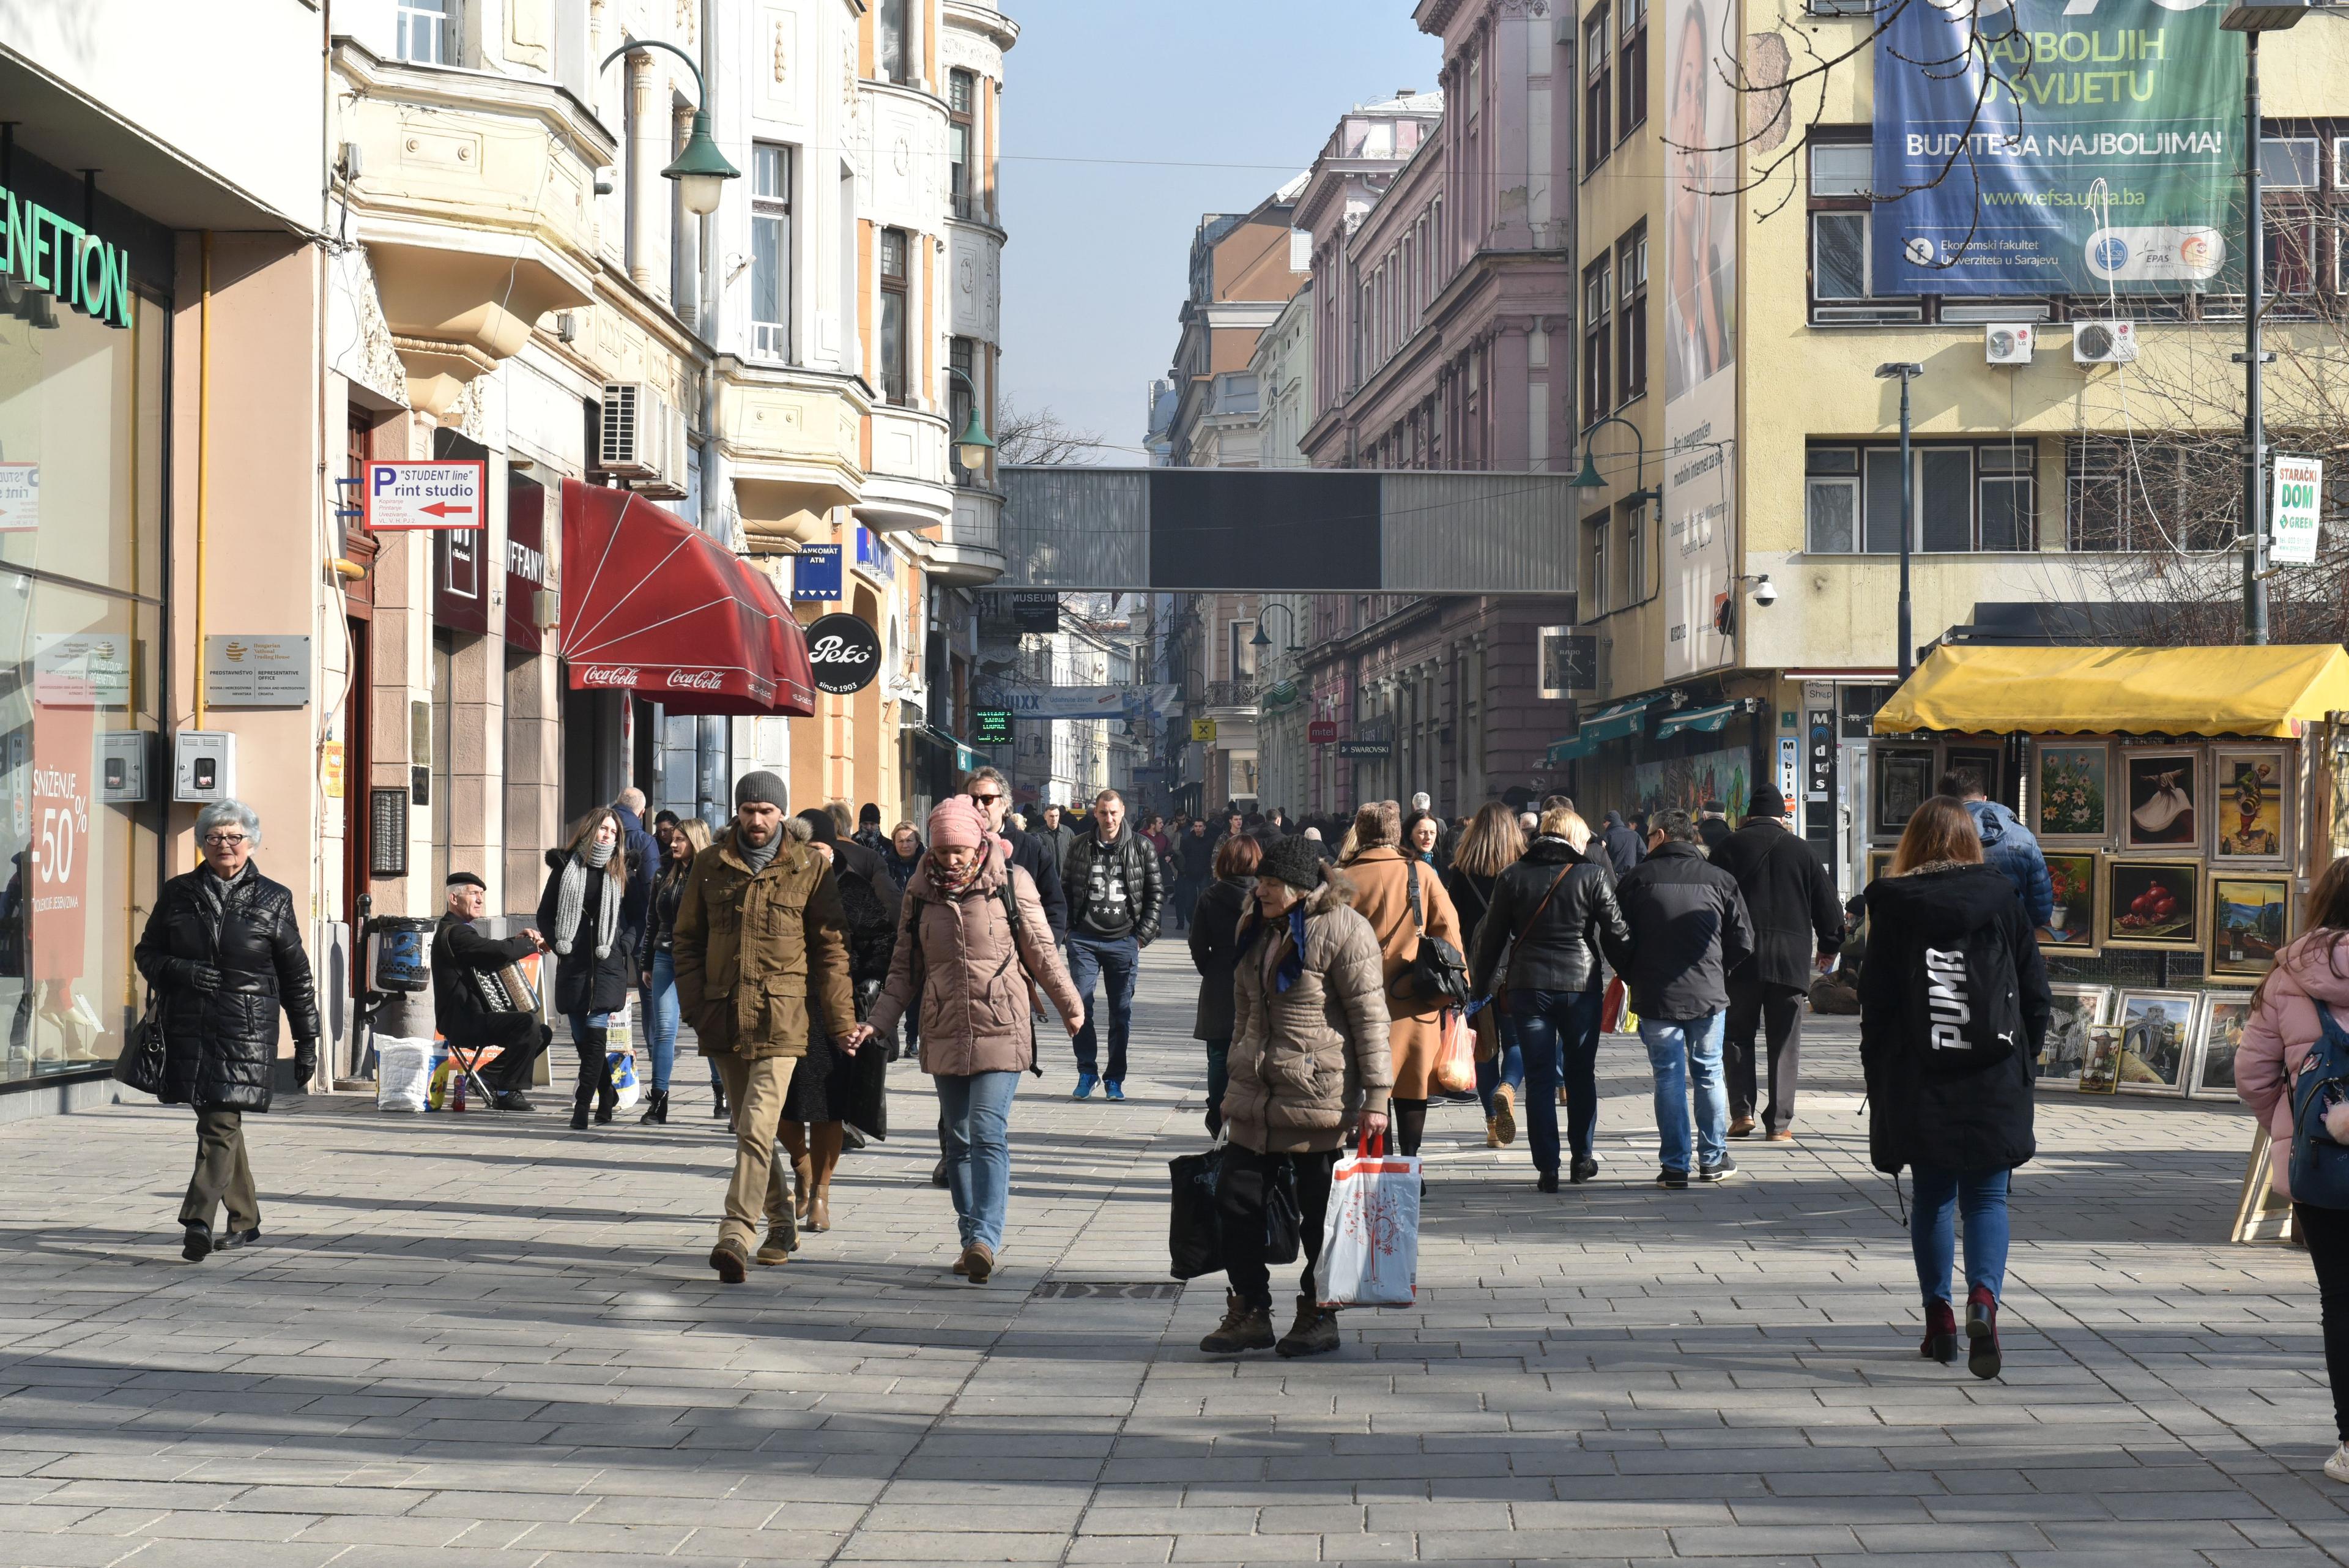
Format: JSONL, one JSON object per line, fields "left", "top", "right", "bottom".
{"left": 0, "top": 182, "right": 136, "bottom": 329}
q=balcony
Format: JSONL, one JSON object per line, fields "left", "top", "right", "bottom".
{"left": 856, "top": 404, "right": 954, "bottom": 533}
{"left": 718, "top": 360, "right": 868, "bottom": 552}
{"left": 333, "top": 40, "right": 610, "bottom": 415}
{"left": 913, "top": 487, "right": 1007, "bottom": 587}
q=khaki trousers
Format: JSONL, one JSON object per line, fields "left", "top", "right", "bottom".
{"left": 713, "top": 1053, "right": 797, "bottom": 1249}
{"left": 179, "top": 1107, "right": 259, "bottom": 1233}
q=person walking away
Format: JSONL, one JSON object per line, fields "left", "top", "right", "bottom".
{"left": 1336, "top": 800, "right": 1464, "bottom": 1161}
{"left": 853, "top": 798, "right": 1085, "bottom": 1283}
{"left": 1061, "top": 789, "right": 1163, "bottom": 1100}
{"left": 1174, "top": 817, "right": 1216, "bottom": 934}
{"left": 1710, "top": 783, "right": 1844, "bottom": 1142}
{"left": 1696, "top": 800, "right": 1733, "bottom": 852}
{"left": 1444, "top": 803, "right": 1527, "bottom": 1150}
{"left": 1203, "top": 835, "right": 1392, "bottom": 1358}
{"left": 610, "top": 788, "right": 659, "bottom": 923}
{"left": 1469, "top": 806, "right": 1630, "bottom": 1189}
{"left": 1600, "top": 810, "right": 1645, "bottom": 878}
{"left": 1943, "top": 771, "right": 2056, "bottom": 931}
{"left": 536, "top": 809, "right": 644, "bottom": 1131}
{"left": 1037, "top": 803, "right": 1077, "bottom": 884}
{"left": 432, "top": 871, "right": 550, "bottom": 1112}
{"left": 1188, "top": 833, "right": 1261, "bottom": 1135}
{"left": 779, "top": 807, "right": 904, "bottom": 1231}
{"left": 1604, "top": 809, "right": 1753, "bottom": 1189}
{"left": 882, "top": 820, "right": 926, "bottom": 1060}
{"left": 136, "top": 800, "right": 321, "bottom": 1260}
{"left": 672, "top": 771, "right": 857, "bottom": 1283}
{"left": 1858, "top": 795, "right": 2048, "bottom": 1378}
{"left": 2236, "top": 856, "right": 2349, "bottom": 1482}
{"left": 638, "top": 818, "right": 711, "bottom": 1124}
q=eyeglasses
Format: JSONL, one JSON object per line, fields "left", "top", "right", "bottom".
{"left": 201, "top": 833, "right": 248, "bottom": 847}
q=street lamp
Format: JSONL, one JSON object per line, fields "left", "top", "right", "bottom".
{"left": 1875, "top": 362, "right": 1924, "bottom": 680}
{"left": 1250, "top": 601, "right": 1304, "bottom": 652}
{"left": 1568, "top": 416, "right": 1665, "bottom": 602}
{"left": 598, "top": 39, "right": 739, "bottom": 216}
{"left": 946, "top": 367, "right": 996, "bottom": 472}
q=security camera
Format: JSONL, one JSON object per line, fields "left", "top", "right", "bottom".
{"left": 1751, "top": 576, "right": 1778, "bottom": 607}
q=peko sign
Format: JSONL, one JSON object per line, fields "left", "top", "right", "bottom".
{"left": 0, "top": 182, "right": 135, "bottom": 329}
{"left": 806, "top": 612, "right": 881, "bottom": 696}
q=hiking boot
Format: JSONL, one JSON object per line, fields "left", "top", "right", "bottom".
{"left": 959, "top": 1241, "right": 995, "bottom": 1284}
{"left": 1198, "top": 1291, "right": 1275, "bottom": 1354}
{"left": 180, "top": 1222, "right": 212, "bottom": 1262}
{"left": 1275, "top": 1294, "right": 1340, "bottom": 1359}
{"left": 755, "top": 1228, "right": 794, "bottom": 1267}
{"left": 1699, "top": 1155, "right": 1739, "bottom": 1183}
{"left": 1570, "top": 1157, "right": 1600, "bottom": 1184}
{"left": 1493, "top": 1084, "right": 1517, "bottom": 1145}
{"left": 1965, "top": 1287, "right": 2002, "bottom": 1380}
{"left": 1485, "top": 1117, "right": 1502, "bottom": 1148}
{"left": 1921, "top": 1300, "right": 1958, "bottom": 1364}
{"left": 1657, "top": 1167, "right": 1691, "bottom": 1190}
{"left": 708, "top": 1238, "right": 749, "bottom": 1285}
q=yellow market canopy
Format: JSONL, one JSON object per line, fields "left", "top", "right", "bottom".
{"left": 1873, "top": 644, "right": 2349, "bottom": 740}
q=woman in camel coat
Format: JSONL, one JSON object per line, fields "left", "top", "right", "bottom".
{"left": 1338, "top": 799, "right": 1462, "bottom": 1158}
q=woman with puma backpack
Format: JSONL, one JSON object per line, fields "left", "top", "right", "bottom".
{"left": 1859, "top": 795, "right": 2050, "bottom": 1380}
{"left": 2236, "top": 855, "right": 2349, "bottom": 1485}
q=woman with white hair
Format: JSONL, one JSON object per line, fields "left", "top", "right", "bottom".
{"left": 135, "top": 800, "right": 322, "bottom": 1261}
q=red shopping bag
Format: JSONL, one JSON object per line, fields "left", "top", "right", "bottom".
{"left": 1601, "top": 976, "right": 1628, "bottom": 1034}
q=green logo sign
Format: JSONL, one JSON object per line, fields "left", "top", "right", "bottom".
{"left": 0, "top": 182, "right": 135, "bottom": 329}
{"left": 2272, "top": 455, "right": 2323, "bottom": 568}
{"left": 973, "top": 707, "right": 1014, "bottom": 745}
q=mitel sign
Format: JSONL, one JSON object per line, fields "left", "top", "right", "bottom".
{"left": 366, "top": 461, "right": 486, "bottom": 530}
{"left": 806, "top": 612, "right": 881, "bottom": 696}
{"left": 1308, "top": 719, "right": 1338, "bottom": 745}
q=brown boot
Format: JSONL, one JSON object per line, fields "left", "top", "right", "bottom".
{"left": 1198, "top": 1291, "right": 1275, "bottom": 1353}
{"left": 807, "top": 1120, "right": 844, "bottom": 1233}
{"left": 708, "top": 1238, "right": 749, "bottom": 1284}
{"left": 1275, "top": 1294, "right": 1340, "bottom": 1358}
{"left": 779, "top": 1123, "right": 813, "bottom": 1222}
{"left": 1485, "top": 1117, "right": 1502, "bottom": 1149}
{"left": 1493, "top": 1083, "right": 1518, "bottom": 1145}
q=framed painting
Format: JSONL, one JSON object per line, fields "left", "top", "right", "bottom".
{"left": 1872, "top": 745, "right": 1936, "bottom": 841}
{"left": 2122, "top": 747, "right": 2202, "bottom": 853}
{"left": 2105, "top": 858, "right": 2204, "bottom": 951}
{"left": 2210, "top": 872, "right": 2293, "bottom": 981}
{"left": 2077, "top": 1025, "right": 2123, "bottom": 1094}
{"left": 2191, "top": 993, "right": 2256, "bottom": 1100}
{"left": 2113, "top": 989, "right": 2201, "bottom": 1095}
{"left": 1941, "top": 742, "right": 2008, "bottom": 810}
{"left": 2038, "top": 984, "right": 2112, "bottom": 1086}
{"left": 1867, "top": 848, "right": 1896, "bottom": 885}
{"left": 2211, "top": 749, "right": 2291, "bottom": 866}
{"left": 2041, "top": 851, "right": 2099, "bottom": 953}
{"left": 2033, "top": 740, "right": 2111, "bottom": 844}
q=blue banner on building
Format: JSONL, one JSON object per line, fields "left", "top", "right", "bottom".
{"left": 792, "top": 544, "right": 842, "bottom": 603}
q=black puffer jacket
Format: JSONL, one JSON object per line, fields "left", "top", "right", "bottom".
{"left": 1064, "top": 827, "right": 1164, "bottom": 943}
{"left": 135, "top": 863, "right": 321, "bottom": 1112}
{"left": 536, "top": 849, "right": 642, "bottom": 1017}
{"left": 1603, "top": 841, "right": 1754, "bottom": 1022}
{"left": 1187, "top": 874, "right": 1253, "bottom": 1041}
{"left": 1467, "top": 837, "right": 1631, "bottom": 997}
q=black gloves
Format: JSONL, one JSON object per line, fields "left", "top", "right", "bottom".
{"left": 183, "top": 963, "right": 225, "bottom": 992}
{"left": 294, "top": 1040, "right": 319, "bottom": 1087}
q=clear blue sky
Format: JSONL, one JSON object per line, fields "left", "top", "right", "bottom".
{"left": 998, "top": 2, "right": 1442, "bottom": 461}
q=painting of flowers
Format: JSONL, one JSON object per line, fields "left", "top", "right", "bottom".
{"left": 2035, "top": 743, "right": 2108, "bottom": 842}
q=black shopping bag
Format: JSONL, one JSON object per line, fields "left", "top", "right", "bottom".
{"left": 1169, "top": 1147, "right": 1223, "bottom": 1279}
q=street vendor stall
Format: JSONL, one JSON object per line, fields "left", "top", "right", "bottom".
{"left": 1868, "top": 644, "right": 2349, "bottom": 1116}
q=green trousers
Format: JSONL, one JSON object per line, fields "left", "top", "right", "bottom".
{"left": 179, "top": 1107, "right": 259, "bottom": 1233}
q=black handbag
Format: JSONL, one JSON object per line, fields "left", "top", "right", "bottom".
{"left": 1401, "top": 861, "right": 1470, "bottom": 1008}
{"left": 111, "top": 989, "right": 168, "bottom": 1098}
{"left": 1169, "top": 1144, "right": 1301, "bottom": 1280}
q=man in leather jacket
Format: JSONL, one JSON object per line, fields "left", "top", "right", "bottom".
{"left": 431, "top": 871, "right": 551, "bottom": 1111}
{"left": 1060, "top": 789, "right": 1162, "bottom": 1101}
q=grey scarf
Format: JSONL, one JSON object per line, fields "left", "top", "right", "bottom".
{"left": 738, "top": 826, "right": 781, "bottom": 874}
{"left": 554, "top": 838, "right": 620, "bottom": 959}
{"left": 198, "top": 860, "right": 251, "bottom": 924}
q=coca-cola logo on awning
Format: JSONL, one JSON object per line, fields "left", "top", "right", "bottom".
{"left": 667, "top": 669, "right": 726, "bottom": 691}
{"left": 578, "top": 666, "right": 640, "bottom": 686}
{"left": 806, "top": 612, "right": 881, "bottom": 696}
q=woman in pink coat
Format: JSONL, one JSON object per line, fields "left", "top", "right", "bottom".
{"left": 2236, "top": 856, "right": 2349, "bottom": 1486}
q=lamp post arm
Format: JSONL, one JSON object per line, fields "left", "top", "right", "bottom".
{"left": 599, "top": 38, "right": 707, "bottom": 103}
{"left": 1584, "top": 413, "right": 1649, "bottom": 492}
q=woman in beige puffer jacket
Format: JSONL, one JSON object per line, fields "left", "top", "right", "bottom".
{"left": 856, "top": 797, "right": 1083, "bottom": 1284}
{"left": 1203, "top": 834, "right": 1392, "bottom": 1361}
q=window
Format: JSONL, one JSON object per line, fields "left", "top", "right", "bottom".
{"left": 949, "top": 338, "right": 979, "bottom": 484}
{"left": 1806, "top": 439, "right": 2038, "bottom": 554}
{"left": 750, "top": 144, "right": 792, "bottom": 360}
{"left": 1622, "top": 496, "right": 1647, "bottom": 601}
{"left": 1584, "top": 513, "right": 1610, "bottom": 616}
{"left": 396, "top": 0, "right": 451, "bottom": 64}
{"left": 2263, "top": 137, "right": 2321, "bottom": 190}
{"left": 1581, "top": 256, "right": 1611, "bottom": 426}
{"left": 877, "top": 0, "right": 911, "bottom": 85}
{"left": 1806, "top": 138, "right": 1924, "bottom": 323}
{"left": 1616, "top": 224, "right": 1649, "bottom": 403}
{"left": 879, "top": 226, "right": 910, "bottom": 406}
{"left": 948, "top": 70, "right": 976, "bottom": 218}
{"left": 1229, "top": 622, "right": 1260, "bottom": 681}
{"left": 1618, "top": 0, "right": 1648, "bottom": 136}
{"left": 1584, "top": 7, "right": 1612, "bottom": 174}
{"left": 2067, "top": 436, "right": 2235, "bottom": 552}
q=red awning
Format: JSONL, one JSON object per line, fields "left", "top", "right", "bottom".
{"left": 560, "top": 481, "right": 815, "bottom": 717}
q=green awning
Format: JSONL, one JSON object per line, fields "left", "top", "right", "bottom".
{"left": 1578, "top": 694, "right": 1661, "bottom": 746}
{"left": 1545, "top": 732, "right": 1598, "bottom": 765}
{"left": 1653, "top": 701, "right": 1742, "bottom": 740}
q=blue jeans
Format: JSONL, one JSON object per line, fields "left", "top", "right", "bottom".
{"left": 1066, "top": 932, "right": 1140, "bottom": 1082}
{"left": 1910, "top": 1165, "right": 2012, "bottom": 1304}
{"left": 645, "top": 953, "right": 681, "bottom": 1091}
{"left": 1474, "top": 1014, "right": 1524, "bottom": 1118}
{"left": 1512, "top": 988, "right": 1605, "bottom": 1171}
{"left": 1639, "top": 1011, "right": 1729, "bottom": 1174}
{"left": 935, "top": 1069, "right": 1020, "bottom": 1251}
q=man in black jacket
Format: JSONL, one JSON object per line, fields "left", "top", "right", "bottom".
{"left": 1600, "top": 811, "right": 1645, "bottom": 878}
{"left": 1603, "top": 810, "right": 1754, "bottom": 1188}
{"left": 432, "top": 872, "right": 551, "bottom": 1111}
{"left": 964, "top": 768, "right": 1065, "bottom": 943}
{"left": 1709, "top": 784, "right": 1845, "bottom": 1141}
{"left": 1061, "top": 789, "right": 1162, "bottom": 1100}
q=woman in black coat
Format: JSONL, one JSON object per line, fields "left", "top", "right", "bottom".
{"left": 1444, "top": 803, "right": 1527, "bottom": 1151}
{"left": 1860, "top": 796, "right": 2050, "bottom": 1381}
{"left": 1187, "top": 833, "right": 1261, "bottom": 1135}
{"left": 133, "top": 800, "right": 321, "bottom": 1261}
{"left": 537, "top": 808, "right": 642, "bottom": 1131}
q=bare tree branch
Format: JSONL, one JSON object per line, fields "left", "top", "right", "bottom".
{"left": 994, "top": 397, "right": 1115, "bottom": 466}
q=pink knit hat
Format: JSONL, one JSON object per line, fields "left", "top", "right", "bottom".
{"left": 927, "top": 796, "right": 987, "bottom": 850}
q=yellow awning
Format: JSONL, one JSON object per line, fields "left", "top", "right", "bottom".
{"left": 1874, "top": 644, "right": 2349, "bottom": 739}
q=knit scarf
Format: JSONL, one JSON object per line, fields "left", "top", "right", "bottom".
{"left": 929, "top": 847, "right": 985, "bottom": 899}
{"left": 198, "top": 859, "right": 250, "bottom": 924}
{"left": 555, "top": 838, "right": 620, "bottom": 959}
{"left": 737, "top": 827, "right": 782, "bottom": 874}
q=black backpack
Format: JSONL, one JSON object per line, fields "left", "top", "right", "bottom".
{"left": 1906, "top": 920, "right": 2023, "bottom": 1073}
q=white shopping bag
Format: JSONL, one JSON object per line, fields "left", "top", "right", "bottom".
{"left": 1313, "top": 1131, "right": 1422, "bottom": 1309}
{"left": 375, "top": 1038, "right": 432, "bottom": 1113}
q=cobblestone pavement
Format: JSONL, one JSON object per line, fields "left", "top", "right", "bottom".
{"left": 1, "top": 942, "right": 2343, "bottom": 1567}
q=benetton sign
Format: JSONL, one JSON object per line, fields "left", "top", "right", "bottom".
{"left": 0, "top": 183, "right": 135, "bottom": 330}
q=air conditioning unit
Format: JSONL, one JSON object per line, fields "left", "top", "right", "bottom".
{"left": 633, "top": 399, "right": 691, "bottom": 500}
{"left": 2072, "top": 320, "right": 2138, "bottom": 365}
{"left": 600, "top": 380, "right": 685, "bottom": 494}
{"left": 1984, "top": 324, "right": 2035, "bottom": 366}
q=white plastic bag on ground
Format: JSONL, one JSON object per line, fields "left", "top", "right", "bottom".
{"left": 606, "top": 1049, "right": 641, "bottom": 1112}
{"left": 375, "top": 1038, "right": 431, "bottom": 1113}
{"left": 1315, "top": 1132, "right": 1422, "bottom": 1309}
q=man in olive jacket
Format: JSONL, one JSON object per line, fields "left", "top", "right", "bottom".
{"left": 673, "top": 770, "right": 857, "bottom": 1284}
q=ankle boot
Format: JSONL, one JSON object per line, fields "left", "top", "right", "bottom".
{"left": 639, "top": 1088, "right": 669, "bottom": 1125}
{"left": 780, "top": 1124, "right": 813, "bottom": 1221}
{"left": 1198, "top": 1290, "right": 1275, "bottom": 1354}
{"left": 1965, "top": 1287, "right": 2001, "bottom": 1380}
{"left": 1920, "top": 1299, "right": 1958, "bottom": 1364}
{"left": 807, "top": 1120, "right": 844, "bottom": 1233}
{"left": 1275, "top": 1293, "right": 1340, "bottom": 1358}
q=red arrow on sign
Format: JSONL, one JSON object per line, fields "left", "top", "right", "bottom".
{"left": 421, "top": 502, "right": 475, "bottom": 519}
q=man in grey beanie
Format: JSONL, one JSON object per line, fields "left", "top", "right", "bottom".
{"left": 674, "top": 768, "right": 857, "bottom": 1282}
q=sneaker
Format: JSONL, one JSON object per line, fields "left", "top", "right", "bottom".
{"left": 1493, "top": 1084, "right": 1518, "bottom": 1145}
{"left": 1570, "top": 1157, "right": 1600, "bottom": 1184}
{"left": 2324, "top": 1441, "right": 2349, "bottom": 1484}
{"left": 181, "top": 1222, "right": 212, "bottom": 1261}
{"left": 1920, "top": 1300, "right": 1958, "bottom": 1364}
{"left": 1199, "top": 1291, "right": 1275, "bottom": 1354}
{"left": 1104, "top": 1081, "right": 1125, "bottom": 1102}
{"left": 493, "top": 1090, "right": 536, "bottom": 1112}
{"left": 1965, "top": 1287, "right": 2001, "bottom": 1380}
{"left": 1657, "top": 1167, "right": 1691, "bottom": 1190}
{"left": 708, "top": 1238, "right": 749, "bottom": 1285}
{"left": 1699, "top": 1156, "right": 1739, "bottom": 1183}
{"left": 1073, "top": 1073, "right": 1099, "bottom": 1100}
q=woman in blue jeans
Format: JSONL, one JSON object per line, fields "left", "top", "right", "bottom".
{"left": 1444, "top": 804, "right": 1527, "bottom": 1147}
{"left": 1858, "top": 795, "right": 2048, "bottom": 1380}
{"left": 636, "top": 818, "right": 710, "bottom": 1124}
{"left": 852, "top": 797, "right": 1084, "bottom": 1284}
{"left": 1467, "top": 806, "right": 1630, "bottom": 1191}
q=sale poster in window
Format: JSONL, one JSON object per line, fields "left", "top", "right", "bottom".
{"left": 29, "top": 700, "right": 91, "bottom": 983}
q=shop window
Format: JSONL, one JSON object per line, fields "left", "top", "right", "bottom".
{"left": 1581, "top": 255, "right": 1611, "bottom": 427}
{"left": 750, "top": 143, "right": 793, "bottom": 360}
{"left": 879, "top": 226, "right": 910, "bottom": 406}
{"left": 1584, "top": 7, "right": 1612, "bottom": 175}
{"left": 1618, "top": 0, "right": 1648, "bottom": 138}
{"left": 1616, "top": 223, "right": 1648, "bottom": 404}
{"left": 1808, "top": 439, "right": 2038, "bottom": 554}
{"left": 949, "top": 70, "right": 976, "bottom": 218}
{"left": 396, "top": 0, "right": 456, "bottom": 64}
